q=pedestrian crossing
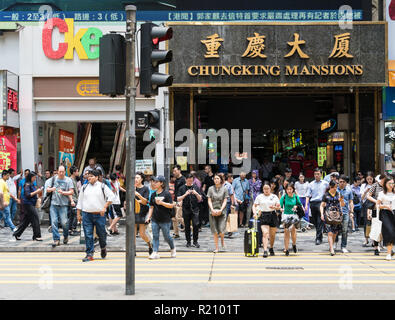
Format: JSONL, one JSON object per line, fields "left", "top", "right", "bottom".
{"left": 1, "top": 251, "right": 395, "bottom": 286}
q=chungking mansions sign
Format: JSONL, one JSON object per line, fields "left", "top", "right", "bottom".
{"left": 168, "top": 22, "right": 387, "bottom": 87}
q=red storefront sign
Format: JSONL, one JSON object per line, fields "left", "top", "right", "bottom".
{"left": 7, "top": 88, "right": 18, "bottom": 112}
{"left": 0, "top": 135, "right": 17, "bottom": 170}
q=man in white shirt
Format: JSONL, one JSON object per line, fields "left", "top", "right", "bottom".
{"left": 6, "top": 169, "right": 20, "bottom": 223}
{"left": 77, "top": 169, "right": 114, "bottom": 262}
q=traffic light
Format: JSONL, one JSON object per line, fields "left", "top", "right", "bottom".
{"left": 140, "top": 22, "right": 173, "bottom": 97}
{"left": 99, "top": 33, "right": 126, "bottom": 97}
{"left": 147, "top": 109, "right": 160, "bottom": 140}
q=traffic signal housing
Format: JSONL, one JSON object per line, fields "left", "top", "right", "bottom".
{"left": 99, "top": 33, "right": 126, "bottom": 96}
{"left": 140, "top": 22, "right": 173, "bottom": 97}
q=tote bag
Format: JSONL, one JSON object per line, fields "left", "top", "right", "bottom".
{"left": 369, "top": 205, "right": 382, "bottom": 242}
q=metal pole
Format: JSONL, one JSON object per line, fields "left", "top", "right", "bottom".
{"left": 125, "top": 4, "right": 136, "bottom": 296}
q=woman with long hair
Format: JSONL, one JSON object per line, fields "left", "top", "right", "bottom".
{"left": 295, "top": 172, "right": 310, "bottom": 222}
{"left": 280, "top": 182, "right": 303, "bottom": 256}
{"left": 376, "top": 175, "right": 395, "bottom": 261}
{"left": 320, "top": 180, "right": 345, "bottom": 256}
{"left": 207, "top": 174, "right": 229, "bottom": 253}
{"left": 13, "top": 173, "right": 43, "bottom": 241}
{"left": 360, "top": 171, "right": 375, "bottom": 247}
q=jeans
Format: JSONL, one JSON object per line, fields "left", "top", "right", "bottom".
{"left": 338, "top": 213, "right": 350, "bottom": 248}
{"left": 49, "top": 205, "right": 69, "bottom": 241}
{"left": 82, "top": 212, "right": 107, "bottom": 255}
{"left": 9, "top": 198, "right": 17, "bottom": 222}
{"left": 151, "top": 220, "right": 175, "bottom": 252}
{"left": 14, "top": 204, "right": 41, "bottom": 239}
{"left": 68, "top": 206, "right": 78, "bottom": 231}
{"left": 0, "top": 205, "right": 16, "bottom": 230}
{"left": 353, "top": 206, "right": 362, "bottom": 229}
{"left": 299, "top": 197, "right": 310, "bottom": 222}
{"left": 183, "top": 208, "right": 200, "bottom": 243}
{"left": 310, "top": 201, "right": 323, "bottom": 241}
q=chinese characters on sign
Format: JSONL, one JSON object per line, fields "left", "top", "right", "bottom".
{"left": 242, "top": 33, "right": 267, "bottom": 58}
{"left": 58, "top": 129, "right": 75, "bottom": 176}
{"left": 201, "top": 34, "right": 224, "bottom": 58}
{"left": 7, "top": 89, "right": 18, "bottom": 112}
{"left": 0, "top": 135, "right": 17, "bottom": 171}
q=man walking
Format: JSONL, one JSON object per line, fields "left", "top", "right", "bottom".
{"left": 68, "top": 166, "right": 79, "bottom": 236}
{"left": 6, "top": 169, "right": 20, "bottom": 224}
{"left": 0, "top": 170, "right": 17, "bottom": 232}
{"left": 172, "top": 165, "right": 186, "bottom": 238}
{"left": 77, "top": 169, "right": 114, "bottom": 262}
{"left": 336, "top": 175, "right": 354, "bottom": 253}
{"left": 177, "top": 174, "right": 202, "bottom": 248}
{"left": 45, "top": 165, "right": 74, "bottom": 248}
{"left": 232, "top": 172, "right": 250, "bottom": 227}
{"left": 309, "top": 168, "right": 328, "bottom": 245}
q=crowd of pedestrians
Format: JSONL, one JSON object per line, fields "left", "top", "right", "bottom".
{"left": 1, "top": 154, "right": 395, "bottom": 262}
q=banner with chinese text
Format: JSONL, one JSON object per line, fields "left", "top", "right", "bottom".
{"left": 0, "top": 135, "right": 17, "bottom": 171}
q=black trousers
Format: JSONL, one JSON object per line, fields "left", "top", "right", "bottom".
{"left": 199, "top": 198, "right": 209, "bottom": 226}
{"left": 310, "top": 201, "right": 324, "bottom": 241}
{"left": 14, "top": 204, "right": 41, "bottom": 239}
{"left": 183, "top": 208, "right": 200, "bottom": 243}
{"left": 68, "top": 206, "right": 77, "bottom": 231}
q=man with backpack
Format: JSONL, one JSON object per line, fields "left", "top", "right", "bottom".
{"left": 77, "top": 169, "right": 115, "bottom": 262}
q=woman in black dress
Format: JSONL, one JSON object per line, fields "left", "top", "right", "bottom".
{"left": 320, "top": 180, "right": 345, "bottom": 256}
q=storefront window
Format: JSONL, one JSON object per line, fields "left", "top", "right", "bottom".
{"left": 384, "top": 121, "right": 395, "bottom": 173}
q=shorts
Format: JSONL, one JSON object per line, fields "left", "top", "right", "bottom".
{"left": 209, "top": 213, "right": 227, "bottom": 234}
{"left": 324, "top": 223, "right": 342, "bottom": 234}
{"left": 259, "top": 211, "right": 277, "bottom": 228}
{"left": 112, "top": 204, "right": 123, "bottom": 218}
{"left": 282, "top": 214, "right": 300, "bottom": 229}
{"left": 235, "top": 201, "right": 248, "bottom": 213}
{"left": 135, "top": 213, "right": 147, "bottom": 225}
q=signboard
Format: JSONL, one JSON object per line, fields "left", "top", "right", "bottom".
{"left": 0, "top": 70, "right": 19, "bottom": 127}
{"left": 383, "top": 87, "right": 395, "bottom": 120}
{"left": 136, "top": 159, "right": 153, "bottom": 173}
{"left": 0, "top": 10, "right": 363, "bottom": 22}
{"left": 317, "top": 147, "right": 327, "bottom": 167}
{"left": 58, "top": 129, "right": 75, "bottom": 176}
{"left": 0, "top": 135, "right": 17, "bottom": 171}
{"left": 168, "top": 22, "right": 387, "bottom": 87}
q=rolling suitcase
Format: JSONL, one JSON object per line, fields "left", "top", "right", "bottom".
{"left": 248, "top": 218, "right": 262, "bottom": 247}
{"left": 244, "top": 218, "right": 259, "bottom": 257}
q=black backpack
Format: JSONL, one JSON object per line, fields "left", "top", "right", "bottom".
{"left": 352, "top": 191, "right": 360, "bottom": 205}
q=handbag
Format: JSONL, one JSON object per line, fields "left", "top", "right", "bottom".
{"left": 41, "top": 177, "right": 55, "bottom": 213}
{"left": 226, "top": 212, "right": 238, "bottom": 232}
{"left": 295, "top": 203, "right": 305, "bottom": 219}
{"left": 324, "top": 205, "right": 343, "bottom": 225}
{"left": 35, "top": 197, "right": 42, "bottom": 209}
{"left": 369, "top": 205, "right": 382, "bottom": 242}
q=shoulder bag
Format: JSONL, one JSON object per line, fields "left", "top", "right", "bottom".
{"left": 369, "top": 204, "right": 382, "bottom": 242}
{"left": 41, "top": 177, "right": 55, "bottom": 213}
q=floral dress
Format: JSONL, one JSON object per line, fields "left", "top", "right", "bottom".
{"left": 322, "top": 191, "right": 343, "bottom": 233}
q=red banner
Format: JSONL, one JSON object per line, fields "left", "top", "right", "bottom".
{"left": 59, "top": 129, "right": 74, "bottom": 154}
{"left": 0, "top": 135, "right": 17, "bottom": 171}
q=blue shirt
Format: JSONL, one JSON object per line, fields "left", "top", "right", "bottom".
{"left": 351, "top": 185, "right": 361, "bottom": 209}
{"left": 224, "top": 181, "right": 234, "bottom": 203}
{"left": 19, "top": 178, "right": 37, "bottom": 198}
{"left": 232, "top": 177, "right": 250, "bottom": 202}
{"left": 337, "top": 186, "right": 353, "bottom": 214}
{"left": 309, "top": 179, "right": 329, "bottom": 202}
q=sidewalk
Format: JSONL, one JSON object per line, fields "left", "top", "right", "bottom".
{"left": 0, "top": 221, "right": 377, "bottom": 254}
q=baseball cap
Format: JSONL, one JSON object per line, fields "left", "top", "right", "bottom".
{"left": 152, "top": 175, "right": 166, "bottom": 183}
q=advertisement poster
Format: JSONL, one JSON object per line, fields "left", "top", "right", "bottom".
{"left": 58, "top": 129, "right": 75, "bottom": 176}
{"left": 136, "top": 159, "right": 154, "bottom": 173}
{"left": 0, "top": 135, "right": 17, "bottom": 171}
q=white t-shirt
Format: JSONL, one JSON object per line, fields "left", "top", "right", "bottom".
{"left": 254, "top": 193, "right": 280, "bottom": 212}
{"left": 110, "top": 180, "right": 121, "bottom": 205}
{"left": 377, "top": 191, "right": 395, "bottom": 211}
{"left": 295, "top": 181, "right": 311, "bottom": 198}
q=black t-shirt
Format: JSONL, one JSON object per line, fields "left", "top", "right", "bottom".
{"left": 177, "top": 184, "right": 201, "bottom": 211}
{"left": 203, "top": 174, "right": 214, "bottom": 194}
{"left": 136, "top": 186, "right": 149, "bottom": 215}
{"left": 149, "top": 190, "right": 173, "bottom": 223}
{"left": 174, "top": 175, "right": 186, "bottom": 198}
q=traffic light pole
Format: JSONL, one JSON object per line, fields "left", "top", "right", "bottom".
{"left": 125, "top": 5, "right": 136, "bottom": 296}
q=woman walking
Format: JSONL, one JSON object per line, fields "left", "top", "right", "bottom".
{"left": 253, "top": 182, "right": 281, "bottom": 258}
{"left": 360, "top": 172, "right": 375, "bottom": 247}
{"left": 295, "top": 173, "right": 311, "bottom": 222}
{"left": 280, "top": 182, "right": 303, "bottom": 256}
{"left": 377, "top": 176, "right": 395, "bottom": 261}
{"left": 249, "top": 170, "right": 262, "bottom": 202}
{"left": 320, "top": 180, "right": 345, "bottom": 256}
{"left": 207, "top": 174, "right": 229, "bottom": 253}
{"left": 13, "top": 173, "right": 43, "bottom": 241}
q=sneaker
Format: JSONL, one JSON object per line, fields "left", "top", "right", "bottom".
{"left": 342, "top": 248, "right": 349, "bottom": 253}
{"left": 269, "top": 248, "right": 275, "bottom": 256}
{"left": 12, "top": 227, "right": 17, "bottom": 232}
{"left": 101, "top": 247, "right": 107, "bottom": 259}
{"left": 292, "top": 244, "right": 298, "bottom": 254}
{"left": 374, "top": 249, "right": 380, "bottom": 256}
{"left": 263, "top": 251, "right": 268, "bottom": 258}
{"left": 149, "top": 252, "right": 160, "bottom": 260}
{"left": 51, "top": 240, "right": 60, "bottom": 248}
{"left": 386, "top": 254, "right": 392, "bottom": 261}
{"left": 193, "top": 242, "right": 200, "bottom": 248}
{"left": 82, "top": 255, "right": 94, "bottom": 262}
{"left": 171, "top": 248, "right": 177, "bottom": 258}
{"left": 186, "top": 242, "right": 191, "bottom": 248}
{"left": 63, "top": 237, "right": 69, "bottom": 245}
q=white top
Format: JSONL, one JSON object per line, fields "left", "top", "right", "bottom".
{"left": 7, "top": 175, "right": 20, "bottom": 198}
{"left": 377, "top": 191, "right": 395, "bottom": 211}
{"left": 295, "top": 181, "right": 311, "bottom": 198}
{"left": 360, "top": 183, "right": 374, "bottom": 203}
{"left": 110, "top": 180, "right": 121, "bottom": 205}
{"left": 76, "top": 181, "right": 115, "bottom": 213}
{"left": 254, "top": 193, "right": 280, "bottom": 212}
